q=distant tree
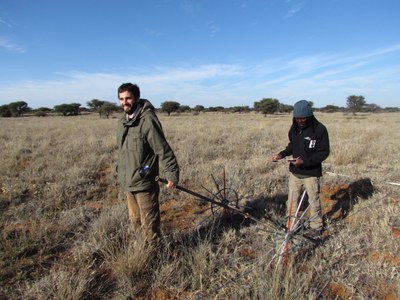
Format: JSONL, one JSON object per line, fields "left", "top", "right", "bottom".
{"left": 0, "top": 101, "right": 30, "bottom": 117}
{"left": 36, "top": 107, "right": 52, "bottom": 112}
{"left": 383, "top": 107, "right": 400, "bottom": 112}
{"left": 254, "top": 98, "right": 280, "bottom": 116}
{"left": 69, "top": 103, "right": 81, "bottom": 115}
{"left": 278, "top": 103, "right": 293, "bottom": 113}
{"left": 346, "top": 95, "right": 366, "bottom": 115}
{"left": 9, "top": 101, "right": 30, "bottom": 117}
{"left": 35, "top": 111, "right": 47, "bottom": 117}
{"left": 34, "top": 107, "right": 52, "bottom": 117}
{"left": 320, "top": 105, "right": 340, "bottom": 113}
{"left": 99, "top": 102, "right": 119, "bottom": 118}
{"left": 87, "top": 99, "right": 105, "bottom": 111}
{"left": 208, "top": 106, "right": 225, "bottom": 112}
{"left": 362, "top": 103, "right": 381, "bottom": 113}
{"left": 54, "top": 103, "right": 81, "bottom": 116}
{"left": 231, "top": 106, "right": 250, "bottom": 113}
{"left": 193, "top": 105, "right": 205, "bottom": 113}
{"left": 87, "top": 99, "right": 117, "bottom": 117}
{"left": 0, "top": 105, "right": 12, "bottom": 117}
{"left": 54, "top": 104, "right": 68, "bottom": 116}
{"left": 80, "top": 107, "right": 90, "bottom": 113}
{"left": 179, "top": 105, "right": 191, "bottom": 113}
{"left": 161, "top": 101, "right": 180, "bottom": 116}
{"left": 243, "top": 105, "right": 251, "bottom": 113}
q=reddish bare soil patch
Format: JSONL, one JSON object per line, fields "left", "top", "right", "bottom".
{"left": 237, "top": 248, "right": 257, "bottom": 258}
{"left": 325, "top": 278, "right": 398, "bottom": 300}
{"left": 82, "top": 200, "right": 104, "bottom": 211}
{"left": 86, "top": 166, "right": 120, "bottom": 203}
{"left": 300, "top": 183, "right": 355, "bottom": 221}
{"left": 363, "top": 281, "right": 399, "bottom": 300}
{"left": 367, "top": 251, "right": 400, "bottom": 266}
{"left": 391, "top": 227, "right": 400, "bottom": 238}
{"left": 145, "top": 289, "right": 194, "bottom": 300}
{"left": 3, "top": 220, "right": 37, "bottom": 233}
{"left": 134, "top": 288, "right": 194, "bottom": 300}
{"left": 375, "top": 283, "right": 399, "bottom": 300}
{"left": 160, "top": 198, "right": 209, "bottom": 232}
{"left": 320, "top": 184, "right": 350, "bottom": 220}
{"left": 319, "top": 178, "right": 373, "bottom": 222}
{"left": 325, "top": 282, "right": 354, "bottom": 299}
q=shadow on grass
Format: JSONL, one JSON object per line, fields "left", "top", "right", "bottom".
{"left": 325, "top": 177, "right": 374, "bottom": 219}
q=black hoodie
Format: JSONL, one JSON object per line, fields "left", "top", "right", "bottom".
{"left": 279, "top": 116, "right": 330, "bottom": 177}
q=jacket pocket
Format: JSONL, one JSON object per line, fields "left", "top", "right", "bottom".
{"left": 127, "top": 132, "right": 145, "bottom": 152}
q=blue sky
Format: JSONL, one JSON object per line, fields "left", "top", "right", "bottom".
{"left": 1, "top": 0, "right": 399, "bottom": 109}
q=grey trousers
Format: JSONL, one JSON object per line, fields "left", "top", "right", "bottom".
{"left": 287, "top": 172, "right": 323, "bottom": 230}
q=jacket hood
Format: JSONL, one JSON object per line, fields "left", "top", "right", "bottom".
{"left": 137, "top": 99, "right": 155, "bottom": 118}
{"left": 123, "top": 98, "right": 155, "bottom": 124}
{"left": 291, "top": 115, "right": 320, "bottom": 133}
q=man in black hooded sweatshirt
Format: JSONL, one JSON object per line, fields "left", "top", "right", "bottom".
{"left": 272, "top": 100, "right": 330, "bottom": 237}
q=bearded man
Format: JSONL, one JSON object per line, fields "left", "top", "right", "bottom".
{"left": 116, "top": 83, "right": 179, "bottom": 241}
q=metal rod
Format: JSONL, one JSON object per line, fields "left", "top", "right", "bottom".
{"left": 156, "top": 176, "right": 226, "bottom": 206}
{"left": 156, "top": 176, "right": 261, "bottom": 223}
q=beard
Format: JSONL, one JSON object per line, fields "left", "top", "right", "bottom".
{"left": 122, "top": 103, "right": 137, "bottom": 114}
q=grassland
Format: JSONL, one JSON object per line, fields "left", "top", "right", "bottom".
{"left": 0, "top": 111, "right": 399, "bottom": 299}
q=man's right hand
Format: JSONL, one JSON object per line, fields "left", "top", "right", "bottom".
{"left": 166, "top": 180, "right": 176, "bottom": 189}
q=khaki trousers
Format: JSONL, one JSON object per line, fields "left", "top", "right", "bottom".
{"left": 125, "top": 183, "right": 161, "bottom": 241}
{"left": 287, "top": 173, "right": 323, "bottom": 230}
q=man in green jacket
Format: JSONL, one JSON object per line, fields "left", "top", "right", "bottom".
{"left": 116, "top": 83, "right": 179, "bottom": 241}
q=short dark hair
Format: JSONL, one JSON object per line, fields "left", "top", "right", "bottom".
{"left": 118, "top": 83, "right": 140, "bottom": 99}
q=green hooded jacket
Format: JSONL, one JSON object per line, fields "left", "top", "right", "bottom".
{"left": 116, "top": 99, "right": 179, "bottom": 192}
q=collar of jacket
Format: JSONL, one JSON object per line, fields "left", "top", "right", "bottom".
{"left": 125, "top": 103, "right": 141, "bottom": 122}
{"left": 123, "top": 99, "right": 154, "bottom": 126}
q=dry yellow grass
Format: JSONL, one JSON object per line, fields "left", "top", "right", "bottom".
{"left": 0, "top": 111, "right": 399, "bottom": 299}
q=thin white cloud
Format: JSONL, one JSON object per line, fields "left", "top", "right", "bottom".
{"left": 144, "top": 27, "right": 160, "bottom": 37}
{"left": 0, "top": 45, "right": 399, "bottom": 108}
{"left": 239, "top": 1, "right": 248, "bottom": 8}
{"left": 0, "top": 36, "right": 26, "bottom": 53}
{"left": 179, "top": 0, "right": 198, "bottom": 15}
{"left": 143, "top": 64, "right": 241, "bottom": 82}
{"left": 0, "top": 18, "right": 13, "bottom": 28}
{"left": 206, "top": 20, "right": 220, "bottom": 37}
{"left": 284, "top": 0, "right": 304, "bottom": 19}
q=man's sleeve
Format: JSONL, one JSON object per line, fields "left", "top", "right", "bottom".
{"left": 145, "top": 116, "right": 179, "bottom": 184}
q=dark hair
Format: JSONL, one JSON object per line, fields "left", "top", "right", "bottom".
{"left": 117, "top": 83, "right": 140, "bottom": 99}
{"left": 291, "top": 115, "right": 319, "bottom": 133}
